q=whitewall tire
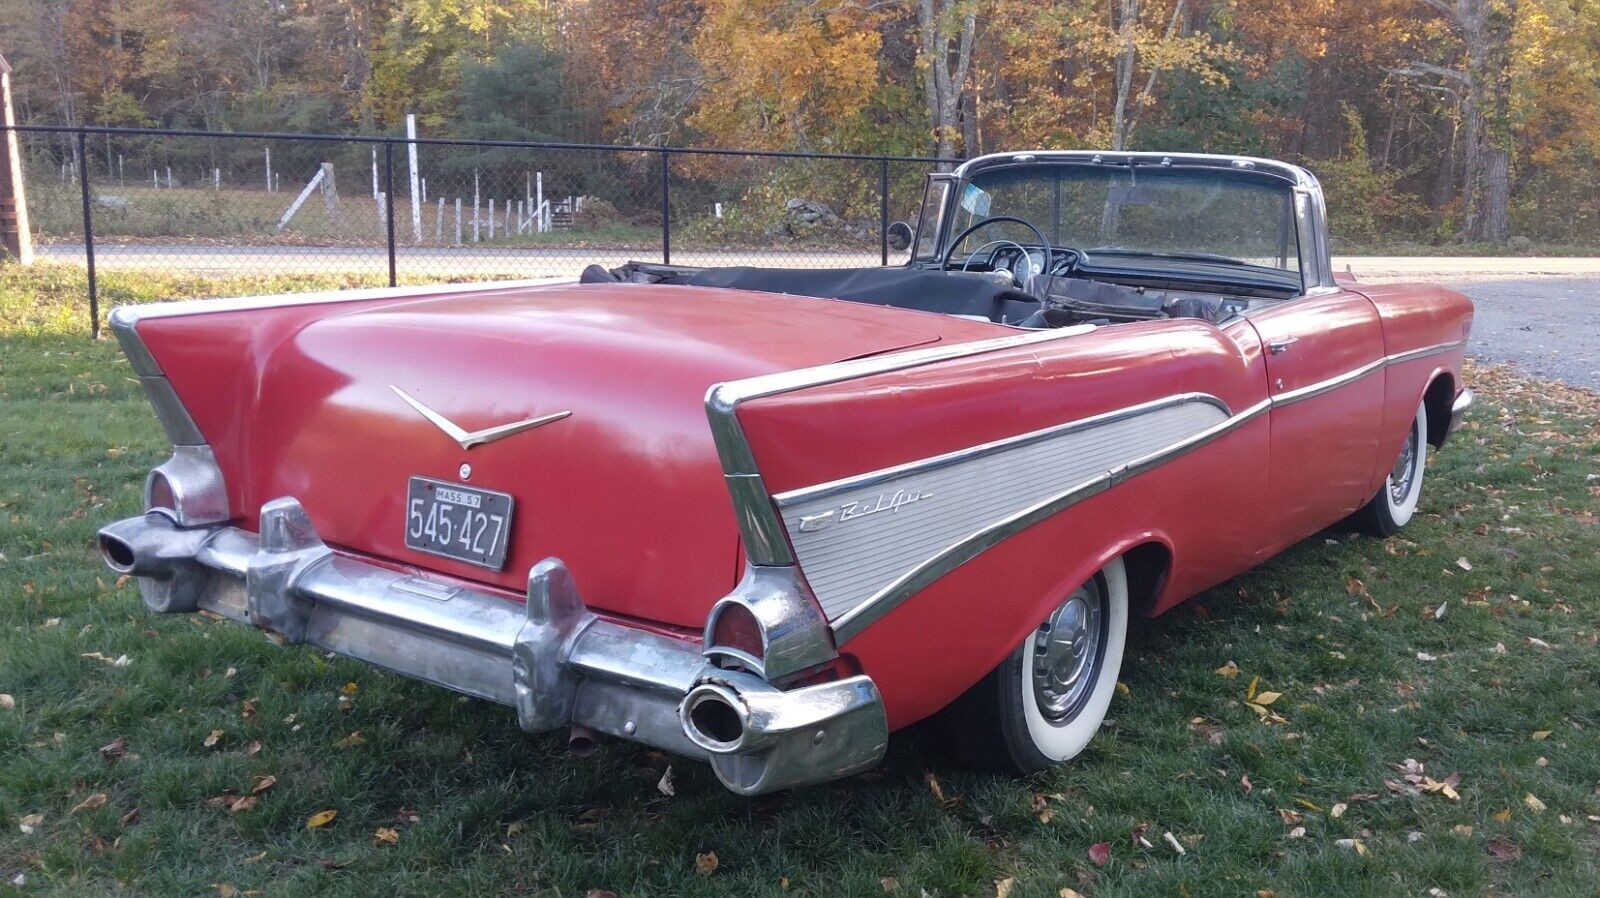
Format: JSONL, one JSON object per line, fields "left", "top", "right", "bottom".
{"left": 945, "top": 557, "right": 1129, "bottom": 774}
{"left": 1353, "top": 400, "right": 1428, "bottom": 537}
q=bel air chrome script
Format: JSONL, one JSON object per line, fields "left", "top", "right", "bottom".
{"left": 799, "top": 488, "right": 934, "bottom": 533}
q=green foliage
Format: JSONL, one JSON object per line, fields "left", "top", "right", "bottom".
{"left": 456, "top": 42, "right": 577, "bottom": 145}
{"left": 1314, "top": 107, "right": 1431, "bottom": 247}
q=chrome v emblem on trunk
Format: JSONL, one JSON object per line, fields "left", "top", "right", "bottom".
{"left": 390, "top": 385, "right": 570, "bottom": 450}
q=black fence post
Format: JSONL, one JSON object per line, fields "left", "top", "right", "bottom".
{"left": 77, "top": 129, "right": 99, "bottom": 338}
{"left": 879, "top": 157, "right": 890, "bottom": 267}
{"left": 660, "top": 149, "right": 671, "bottom": 265}
{"left": 383, "top": 141, "right": 397, "bottom": 287}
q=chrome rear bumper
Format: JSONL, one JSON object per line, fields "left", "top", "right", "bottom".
{"left": 98, "top": 498, "right": 887, "bottom": 794}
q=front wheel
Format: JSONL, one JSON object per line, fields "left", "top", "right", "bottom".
{"left": 946, "top": 557, "right": 1129, "bottom": 774}
{"left": 1351, "top": 400, "right": 1429, "bottom": 537}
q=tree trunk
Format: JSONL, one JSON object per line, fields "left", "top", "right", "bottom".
{"left": 1109, "top": 0, "right": 1138, "bottom": 151}
{"left": 1479, "top": 146, "right": 1510, "bottom": 240}
{"left": 961, "top": 81, "right": 981, "bottom": 158}
{"left": 1460, "top": 86, "right": 1483, "bottom": 234}
{"left": 1431, "top": 0, "right": 1514, "bottom": 242}
{"left": 918, "top": 0, "right": 977, "bottom": 160}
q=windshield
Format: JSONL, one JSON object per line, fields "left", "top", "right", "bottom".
{"left": 922, "top": 164, "right": 1300, "bottom": 275}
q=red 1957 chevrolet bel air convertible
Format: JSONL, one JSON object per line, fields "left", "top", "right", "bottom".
{"left": 97, "top": 151, "right": 1474, "bottom": 794}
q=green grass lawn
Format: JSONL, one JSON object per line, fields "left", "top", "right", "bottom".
{"left": 1, "top": 269, "right": 1598, "bottom": 897}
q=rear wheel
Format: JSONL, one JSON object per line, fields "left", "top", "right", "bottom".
{"left": 947, "top": 557, "right": 1128, "bottom": 774}
{"left": 1351, "top": 400, "right": 1428, "bottom": 537}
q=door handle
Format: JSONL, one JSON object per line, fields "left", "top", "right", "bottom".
{"left": 1269, "top": 336, "right": 1299, "bottom": 354}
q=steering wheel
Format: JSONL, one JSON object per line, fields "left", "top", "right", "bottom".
{"left": 939, "top": 215, "right": 1082, "bottom": 282}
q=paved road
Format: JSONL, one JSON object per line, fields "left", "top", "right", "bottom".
{"left": 37, "top": 244, "right": 1600, "bottom": 389}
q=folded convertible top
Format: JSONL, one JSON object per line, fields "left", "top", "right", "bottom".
{"left": 589, "top": 263, "right": 1043, "bottom": 323}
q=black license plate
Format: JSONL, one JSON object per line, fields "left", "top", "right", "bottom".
{"left": 404, "top": 477, "right": 515, "bottom": 571}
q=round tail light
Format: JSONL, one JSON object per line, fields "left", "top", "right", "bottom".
{"left": 145, "top": 470, "right": 177, "bottom": 514}
{"left": 709, "top": 604, "right": 764, "bottom": 665}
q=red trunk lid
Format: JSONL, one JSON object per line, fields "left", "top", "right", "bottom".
{"left": 135, "top": 282, "right": 1001, "bottom": 627}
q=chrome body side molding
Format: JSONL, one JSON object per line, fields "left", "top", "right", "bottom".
{"left": 703, "top": 325, "right": 1098, "bottom": 567}
{"left": 707, "top": 334, "right": 1466, "bottom": 646}
{"left": 821, "top": 396, "right": 1268, "bottom": 643}
{"left": 774, "top": 394, "right": 1233, "bottom": 626}
{"left": 1271, "top": 340, "right": 1467, "bottom": 410}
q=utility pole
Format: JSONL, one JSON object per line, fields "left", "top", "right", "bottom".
{"left": 0, "top": 53, "right": 34, "bottom": 264}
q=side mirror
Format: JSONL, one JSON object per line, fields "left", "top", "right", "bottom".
{"left": 886, "top": 221, "right": 914, "bottom": 252}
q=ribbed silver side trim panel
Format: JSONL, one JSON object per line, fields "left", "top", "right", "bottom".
{"left": 774, "top": 395, "right": 1231, "bottom": 622}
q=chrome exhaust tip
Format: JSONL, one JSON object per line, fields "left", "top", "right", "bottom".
{"left": 678, "top": 670, "right": 890, "bottom": 795}
{"left": 680, "top": 682, "right": 750, "bottom": 753}
{"left": 95, "top": 513, "right": 217, "bottom": 614}
{"left": 98, "top": 530, "right": 139, "bottom": 574}
{"left": 96, "top": 514, "right": 182, "bottom": 577}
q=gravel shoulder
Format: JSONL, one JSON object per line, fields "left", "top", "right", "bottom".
{"left": 1363, "top": 272, "right": 1600, "bottom": 391}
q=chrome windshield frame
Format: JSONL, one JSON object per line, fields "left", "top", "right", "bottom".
{"left": 910, "top": 150, "right": 1334, "bottom": 295}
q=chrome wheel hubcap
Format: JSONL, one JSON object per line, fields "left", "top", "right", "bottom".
{"left": 1389, "top": 419, "right": 1421, "bottom": 504}
{"left": 1032, "top": 580, "right": 1105, "bottom": 722}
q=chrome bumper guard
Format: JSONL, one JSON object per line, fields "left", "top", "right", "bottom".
{"left": 97, "top": 498, "right": 887, "bottom": 795}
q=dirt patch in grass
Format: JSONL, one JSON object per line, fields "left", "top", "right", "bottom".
{"left": 0, "top": 321, "right": 1596, "bottom": 896}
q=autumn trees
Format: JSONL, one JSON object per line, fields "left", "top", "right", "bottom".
{"left": 2, "top": 0, "right": 1598, "bottom": 246}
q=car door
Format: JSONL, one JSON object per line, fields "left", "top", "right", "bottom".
{"left": 1247, "top": 291, "right": 1386, "bottom": 547}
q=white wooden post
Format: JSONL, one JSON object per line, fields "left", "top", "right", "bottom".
{"left": 405, "top": 113, "right": 421, "bottom": 243}
{"left": 165, "top": 165, "right": 173, "bottom": 188}
{"left": 370, "top": 147, "right": 378, "bottom": 199}
{"left": 473, "top": 171, "right": 480, "bottom": 243}
{"left": 316, "top": 162, "right": 342, "bottom": 225}
{"left": 517, "top": 200, "right": 524, "bottom": 234}
{"left": 265, "top": 147, "right": 272, "bottom": 193}
{"left": 118, "top": 154, "right": 124, "bottom": 186}
{"left": 435, "top": 196, "right": 444, "bottom": 242}
{"left": 213, "top": 167, "right": 220, "bottom": 190}
{"left": 454, "top": 197, "right": 462, "bottom": 246}
{"left": 535, "top": 171, "right": 544, "bottom": 233}
{"left": 275, "top": 167, "right": 327, "bottom": 234}
{"left": 152, "top": 170, "right": 158, "bottom": 188}
{"left": 488, "top": 198, "right": 495, "bottom": 240}
{"left": 421, "top": 176, "right": 427, "bottom": 204}
{"left": 504, "top": 200, "right": 511, "bottom": 235}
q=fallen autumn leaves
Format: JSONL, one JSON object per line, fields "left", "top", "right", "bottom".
{"left": 3, "top": 336, "right": 1596, "bottom": 895}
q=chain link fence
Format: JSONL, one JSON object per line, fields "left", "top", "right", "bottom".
{"left": 5, "top": 125, "right": 949, "bottom": 336}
